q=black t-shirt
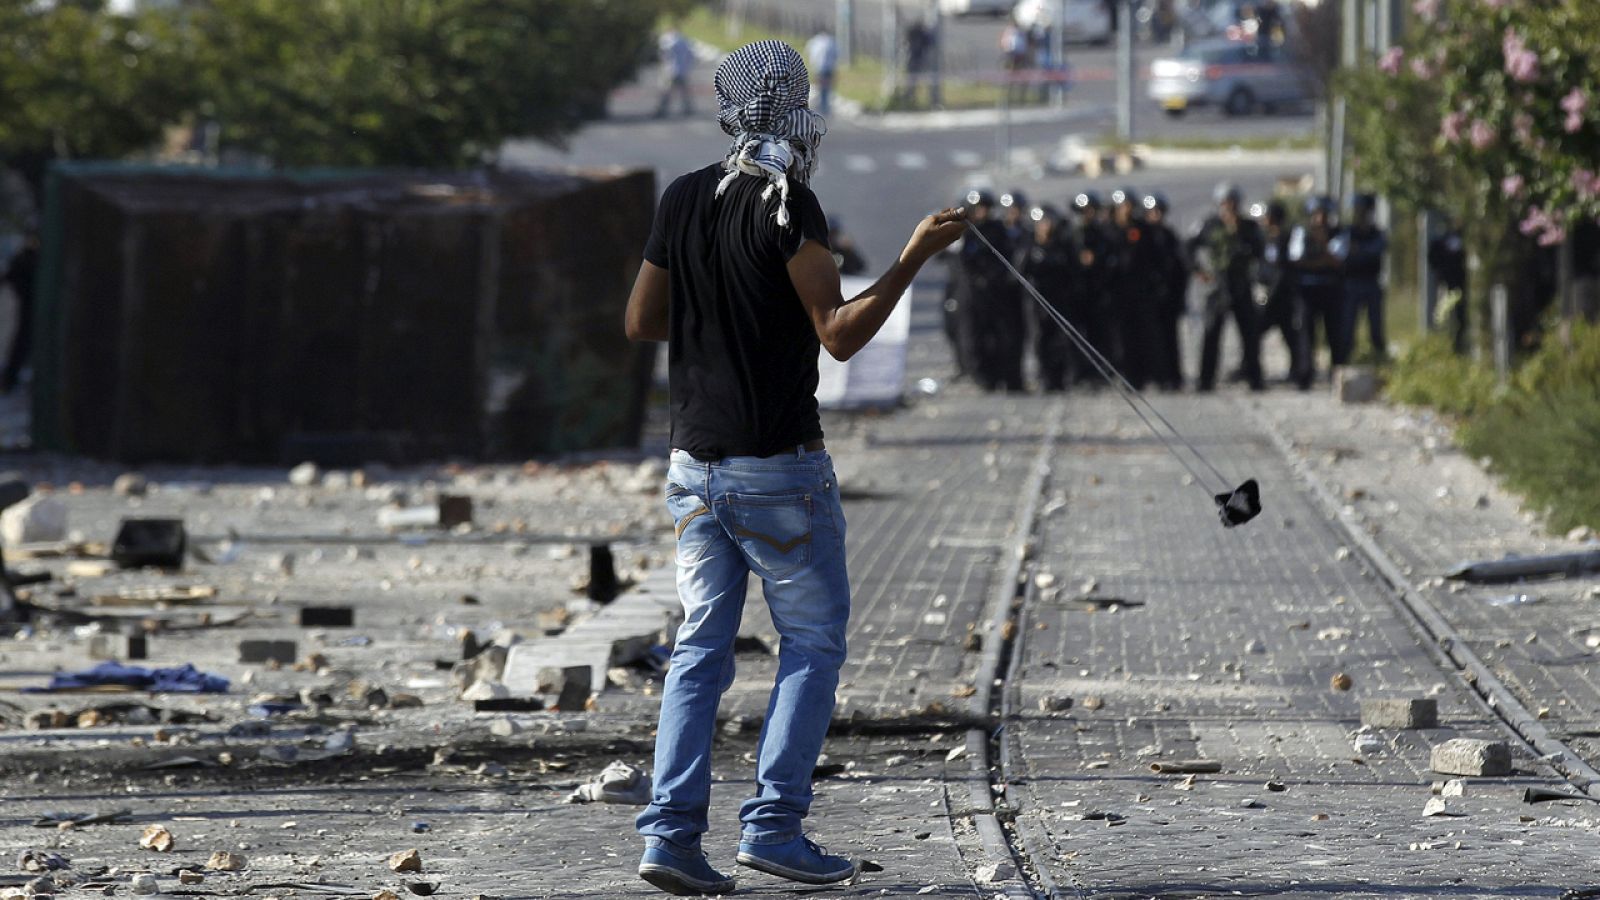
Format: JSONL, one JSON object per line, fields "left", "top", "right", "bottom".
{"left": 644, "top": 163, "right": 831, "bottom": 459}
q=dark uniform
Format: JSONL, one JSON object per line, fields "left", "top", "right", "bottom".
{"left": 1018, "top": 205, "right": 1082, "bottom": 391}
{"left": 1106, "top": 187, "right": 1165, "bottom": 389}
{"left": 1189, "top": 184, "right": 1264, "bottom": 391}
{"left": 1255, "top": 201, "right": 1309, "bottom": 388}
{"left": 1073, "top": 191, "right": 1115, "bottom": 385}
{"left": 1336, "top": 193, "right": 1388, "bottom": 362}
{"left": 955, "top": 191, "right": 1024, "bottom": 392}
{"left": 1289, "top": 196, "right": 1345, "bottom": 374}
{"left": 1427, "top": 223, "right": 1469, "bottom": 354}
{"left": 1142, "top": 192, "right": 1187, "bottom": 391}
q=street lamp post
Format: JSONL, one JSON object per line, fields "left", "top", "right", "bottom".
{"left": 1116, "top": 0, "right": 1134, "bottom": 142}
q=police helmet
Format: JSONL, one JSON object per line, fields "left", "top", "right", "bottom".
{"left": 1352, "top": 192, "right": 1378, "bottom": 213}
{"left": 1213, "top": 181, "right": 1243, "bottom": 207}
{"left": 965, "top": 189, "right": 999, "bottom": 209}
{"left": 1304, "top": 194, "right": 1336, "bottom": 216}
{"left": 1073, "top": 190, "right": 1102, "bottom": 212}
{"left": 1264, "top": 200, "right": 1287, "bottom": 223}
{"left": 1110, "top": 186, "right": 1140, "bottom": 207}
{"left": 1000, "top": 190, "right": 1029, "bottom": 210}
{"left": 1029, "top": 203, "right": 1063, "bottom": 224}
{"left": 1142, "top": 192, "right": 1170, "bottom": 214}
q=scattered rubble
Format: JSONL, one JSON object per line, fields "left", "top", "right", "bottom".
{"left": 204, "top": 852, "right": 246, "bottom": 872}
{"left": 1430, "top": 739, "right": 1512, "bottom": 776}
{"left": 138, "top": 826, "right": 174, "bottom": 853}
{"left": 1361, "top": 698, "right": 1438, "bottom": 730}
{"left": 566, "top": 761, "right": 651, "bottom": 805}
{"left": 387, "top": 850, "right": 423, "bottom": 874}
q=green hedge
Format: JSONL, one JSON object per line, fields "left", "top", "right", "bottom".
{"left": 1389, "top": 321, "right": 1600, "bottom": 533}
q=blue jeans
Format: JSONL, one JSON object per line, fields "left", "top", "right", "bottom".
{"left": 636, "top": 448, "right": 850, "bottom": 854}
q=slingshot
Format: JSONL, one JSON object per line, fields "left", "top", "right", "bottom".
{"left": 963, "top": 221, "right": 1262, "bottom": 528}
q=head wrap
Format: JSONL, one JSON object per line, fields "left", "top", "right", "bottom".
{"left": 713, "top": 40, "right": 828, "bottom": 227}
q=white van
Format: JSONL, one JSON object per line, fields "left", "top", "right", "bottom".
{"left": 1012, "top": 0, "right": 1114, "bottom": 43}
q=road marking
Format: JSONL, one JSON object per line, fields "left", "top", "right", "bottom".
{"left": 843, "top": 154, "right": 878, "bottom": 174}
{"left": 895, "top": 152, "right": 928, "bottom": 170}
{"left": 950, "top": 150, "right": 984, "bottom": 168}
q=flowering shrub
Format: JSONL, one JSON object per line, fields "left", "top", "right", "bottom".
{"left": 1344, "top": 0, "right": 1598, "bottom": 247}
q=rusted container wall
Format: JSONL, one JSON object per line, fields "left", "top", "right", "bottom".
{"left": 34, "top": 164, "right": 655, "bottom": 463}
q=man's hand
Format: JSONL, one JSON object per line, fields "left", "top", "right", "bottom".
{"left": 900, "top": 207, "right": 968, "bottom": 266}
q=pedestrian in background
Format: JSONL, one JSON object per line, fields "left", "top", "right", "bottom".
{"left": 1190, "top": 183, "right": 1265, "bottom": 392}
{"left": 655, "top": 26, "right": 697, "bottom": 118}
{"left": 807, "top": 28, "right": 839, "bottom": 116}
{"left": 1290, "top": 195, "right": 1345, "bottom": 376}
{"left": 1142, "top": 192, "right": 1188, "bottom": 391}
{"left": 1107, "top": 187, "right": 1164, "bottom": 389}
{"left": 903, "top": 18, "right": 935, "bottom": 107}
{"left": 624, "top": 39, "right": 966, "bottom": 896}
{"left": 1000, "top": 19, "right": 1030, "bottom": 104}
{"left": 1427, "top": 218, "right": 1469, "bottom": 353}
{"left": 827, "top": 216, "right": 868, "bottom": 276}
{"left": 1336, "top": 193, "right": 1388, "bottom": 362}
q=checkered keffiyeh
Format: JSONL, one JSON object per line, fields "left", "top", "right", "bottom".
{"left": 713, "top": 40, "right": 828, "bottom": 227}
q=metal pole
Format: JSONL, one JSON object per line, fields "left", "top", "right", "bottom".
{"left": 1490, "top": 283, "right": 1510, "bottom": 383}
{"left": 1116, "top": 0, "right": 1134, "bottom": 142}
{"left": 836, "top": 0, "right": 853, "bottom": 66}
{"left": 1418, "top": 210, "right": 1435, "bottom": 334}
{"left": 882, "top": 1, "right": 898, "bottom": 102}
{"left": 931, "top": 4, "right": 943, "bottom": 108}
{"left": 1052, "top": 0, "right": 1067, "bottom": 108}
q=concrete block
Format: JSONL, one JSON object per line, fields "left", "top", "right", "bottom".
{"left": 1335, "top": 366, "right": 1381, "bottom": 404}
{"left": 89, "top": 633, "right": 148, "bottom": 661}
{"left": 1430, "top": 738, "right": 1511, "bottom": 776}
{"left": 239, "top": 639, "right": 297, "bottom": 665}
{"left": 1361, "top": 698, "right": 1438, "bottom": 730}
{"left": 298, "top": 606, "right": 354, "bottom": 628}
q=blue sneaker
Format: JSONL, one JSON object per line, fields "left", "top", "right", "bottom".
{"left": 736, "top": 835, "right": 857, "bottom": 885}
{"left": 637, "top": 844, "right": 735, "bottom": 896}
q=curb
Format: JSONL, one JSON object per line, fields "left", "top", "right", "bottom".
{"left": 1247, "top": 398, "right": 1600, "bottom": 795}
{"left": 961, "top": 404, "right": 1062, "bottom": 899}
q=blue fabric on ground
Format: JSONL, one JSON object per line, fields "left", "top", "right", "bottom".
{"left": 25, "top": 662, "right": 229, "bottom": 694}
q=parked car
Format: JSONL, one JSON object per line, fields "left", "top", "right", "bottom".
{"left": 1012, "top": 0, "right": 1114, "bottom": 44}
{"left": 939, "top": 0, "right": 1015, "bottom": 16}
{"left": 1147, "top": 38, "right": 1311, "bottom": 116}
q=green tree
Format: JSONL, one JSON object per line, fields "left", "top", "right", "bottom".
{"left": 0, "top": 0, "right": 192, "bottom": 184}
{"left": 189, "top": 0, "right": 700, "bottom": 169}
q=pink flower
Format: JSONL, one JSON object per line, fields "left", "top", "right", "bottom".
{"left": 1502, "top": 28, "right": 1539, "bottom": 83}
{"left": 1501, "top": 174, "right": 1524, "bottom": 197}
{"left": 1539, "top": 224, "right": 1566, "bottom": 247}
{"left": 1413, "top": 0, "right": 1439, "bottom": 19}
{"left": 1378, "top": 47, "right": 1405, "bottom": 75}
{"left": 1574, "top": 169, "right": 1600, "bottom": 200}
{"left": 1513, "top": 111, "right": 1535, "bottom": 144}
{"left": 1410, "top": 56, "right": 1433, "bottom": 79}
{"left": 1520, "top": 206, "right": 1551, "bottom": 237}
{"left": 1561, "top": 88, "right": 1588, "bottom": 133}
{"left": 1469, "top": 119, "right": 1496, "bottom": 149}
{"left": 1441, "top": 111, "right": 1467, "bottom": 143}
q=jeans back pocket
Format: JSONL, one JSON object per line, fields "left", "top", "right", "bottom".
{"left": 726, "top": 491, "right": 813, "bottom": 579}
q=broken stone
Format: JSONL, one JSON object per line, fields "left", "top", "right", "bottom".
{"left": 374, "top": 892, "right": 400, "bottom": 900}
{"left": 566, "top": 761, "right": 651, "bottom": 804}
{"left": 204, "top": 852, "right": 245, "bottom": 872}
{"left": 388, "top": 849, "right": 423, "bottom": 874}
{"left": 1440, "top": 779, "right": 1466, "bottom": 797}
{"left": 1330, "top": 672, "right": 1353, "bottom": 692}
{"left": 1081, "top": 696, "right": 1105, "bottom": 711}
{"left": 462, "top": 680, "right": 509, "bottom": 702}
{"left": 287, "top": 462, "right": 320, "bottom": 487}
{"left": 113, "top": 474, "right": 149, "bottom": 497}
{"left": 475, "top": 762, "right": 508, "bottom": 778}
{"left": 1, "top": 496, "right": 67, "bottom": 545}
{"left": 129, "top": 874, "right": 158, "bottom": 895}
{"left": 488, "top": 717, "right": 521, "bottom": 737}
{"left": 1568, "top": 525, "right": 1593, "bottom": 543}
{"left": 138, "top": 825, "right": 174, "bottom": 853}
{"left": 176, "top": 873, "right": 202, "bottom": 886}
{"left": 1361, "top": 698, "right": 1438, "bottom": 730}
{"left": 554, "top": 666, "right": 591, "bottom": 711}
{"left": 18, "top": 850, "right": 68, "bottom": 873}
{"left": 1352, "top": 732, "right": 1385, "bottom": 757}
{"left": 1038, "top": 695, "right": 1073, "bottom": 713}
{"left": 1422, "top": 797, "right": 1462, "bottom": 817}
{"left": 1430, "top": 738, "right": 1511, "bottom": 776}
{"left": 973, "top": 861, "right": 1015, "bottom": 885}
{"left": 238, "top": 640, "right": 296, "bottom": 665}
{"left": 1245, "top": 639, "right": 1266, "bottom": 654}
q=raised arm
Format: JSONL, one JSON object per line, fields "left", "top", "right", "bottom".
{"left": 788, "top": 208, "right": 967, "bottom": 361}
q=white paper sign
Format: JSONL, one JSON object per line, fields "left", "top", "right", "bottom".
{"left": 815, "top": 276, "right": 911, "bottom": 410}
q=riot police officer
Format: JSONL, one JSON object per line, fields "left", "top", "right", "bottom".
{"left": 1019, "top": 204, "right": 1082, "bottom": 391}
{"left": 955, "top": 189, "right": 1025, "bottom": 392}
{"left": 1290, "top": 195, "right": 1345, "bottom": 376}
{"left": 1188, "top": 182, "right": 1265, "bottom": 392}
{"left": 1337, "top": 192, "right": 1388, "bottom": 361}
{"left": 1106, "top": 186, "right": 1165, "bottom": 388}
{"left": 1000, "top": 190, "right": 1032, "bottom": 254}
{"left": 1073, "top": 190, "right": 1114, "bottom": 385}
{"left": 1142, "top": 192, "right": 1188, "bottom": 391}
{"left": 1255, "top": 200, "right": 1309, "bottom": 388}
